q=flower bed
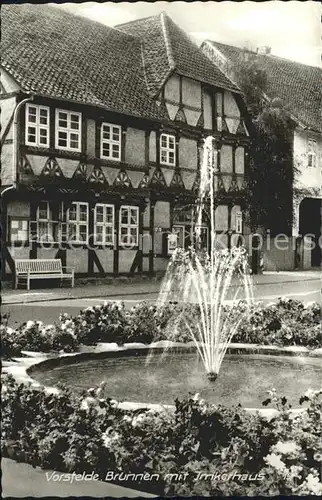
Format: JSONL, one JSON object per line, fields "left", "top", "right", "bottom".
{"left": 0, "top": 299, "right": 322, "bottom": 358}
{"left": 2, "top": 375, "right": 321, "bottom": 496}
{"left": 1, "top": 299, "right": 321, "bottom": 360}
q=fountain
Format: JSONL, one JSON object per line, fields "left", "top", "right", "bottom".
{"left": 27, "top": 137, "right": 322, "bottom": 408}
{"left": 157, "top": 136, "right": 254, "bottom": 381}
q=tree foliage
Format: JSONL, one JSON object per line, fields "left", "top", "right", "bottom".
{"left": 233, "top": 52, "right": 296, "bottom": 234}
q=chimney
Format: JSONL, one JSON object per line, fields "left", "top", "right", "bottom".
{"left": 257, "top": 46, "right": 271, "bottom": 55}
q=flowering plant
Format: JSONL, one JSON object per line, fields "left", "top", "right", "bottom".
{"left": 2, "top": 373, "right": 322, "bottom": 496}
{"left": 59, "top": 302, "right": 127, "bottom": 345}
{"left": 1, "top": 298, "right": 321, "bottom": 360}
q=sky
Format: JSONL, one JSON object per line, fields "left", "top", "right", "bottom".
{"left": 55, "top": 1, "right": 321, "bottom": 67}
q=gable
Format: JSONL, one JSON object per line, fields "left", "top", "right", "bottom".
{"left": 0, "top": 68, "right": 21, "bottom": 93}
{"left": 117, "top": 13, "right": 240, "bottom": 98}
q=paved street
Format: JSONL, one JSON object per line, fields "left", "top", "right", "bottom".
{"left": 1, "top": 458, "right": 155, "bottom": 498}
{"left": 2, "top": 271, "right": 320, "bottom": 326}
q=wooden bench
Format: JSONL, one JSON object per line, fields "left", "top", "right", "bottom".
{"left": 14, "top": 259, "right": 75, "bottom": 290}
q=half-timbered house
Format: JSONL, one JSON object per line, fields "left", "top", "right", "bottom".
{"left": 1, "top": 5, "right": 251, "bottom": 278}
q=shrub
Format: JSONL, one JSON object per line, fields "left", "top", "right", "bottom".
{"left": 0, "top": 321, "right": 79, "bottom": 359}
{"left": 2, "top": 375, "right": 321, "bottom": 496}
{"left": 122, "top": 302, "right": 159, "bottom": 344}
{"left": 1, "top": 299, "right": 321, "bottom": 360}
{"left": 59, "top": 302, "right": 128, "bottom": 346}
{"left": 121, "top": 301, "right": 200, "bottom": 344}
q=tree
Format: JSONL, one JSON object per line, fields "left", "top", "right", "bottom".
{"left": 233, "top": 52, "right": 296, "bottom": 235}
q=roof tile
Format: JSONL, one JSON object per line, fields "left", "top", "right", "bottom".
{"left": 205, "top": 41, "right": 322, "bottom": 133}
{"left": 117, "top": 13, "right": 240, "bottom": 96}
{"left": 1, "top": 4, "right": 163, "bottom": 120}
{"left": 1, "top": 5, "right": 241, "bottom": 123}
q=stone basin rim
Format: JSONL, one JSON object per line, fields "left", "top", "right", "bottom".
{"left": 13, "top": 341, "right": 321, "bottom": 417}
{"left": 26, "top": 342, "right": 319, "bottom": 378}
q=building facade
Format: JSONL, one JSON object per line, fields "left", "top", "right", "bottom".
{"left": 1, "top": 5, "right": 251, "bottom": 278}
{"left": 202, "top": 40, "right": 322, "bottom": 269}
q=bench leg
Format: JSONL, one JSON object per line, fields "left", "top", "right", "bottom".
{"left": 27, "top": 277, "right": 30, "bottom": 291}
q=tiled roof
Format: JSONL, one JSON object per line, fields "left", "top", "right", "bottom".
{"left": 1, "top": 5, "right": 240, "bottom": 122}
{"left": 117, "top": 13, "right": 240, "bottom": 96}
{"left": 1, "top": 4, "right": 163, "bottom": 121}
{"left": 204, "top": 41, "right": 322, "bottom": 133}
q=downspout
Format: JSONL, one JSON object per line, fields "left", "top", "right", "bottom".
{"left": 1, "top": 95, "right": 34, "bottom": 279}
{"left": 1, "top": 94, "right": 34, "bottom": 198}
{"left": 12, "top": 94, "right": 34, "bottom": 188}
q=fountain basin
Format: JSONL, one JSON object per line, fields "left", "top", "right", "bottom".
{"left": 28, "top": 346, "right": 322, "bottom": 409}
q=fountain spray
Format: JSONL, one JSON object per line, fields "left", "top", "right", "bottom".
{"left": 158, "top": 136, "right": 254, "bottom": 381}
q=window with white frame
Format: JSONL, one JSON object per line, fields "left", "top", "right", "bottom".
{"left": 119, "top": 206, "right": 139, "bottom": 246}
{"left": 195, "top": 225, "right": 209, "bottom": 250}
{"left": 25, "top": 104, "right": 50, "bottom": 147}
{"left": 235, "top": 212, "right": 243, "bottom": 234}
{"left": 101, "top": 123, "right": 121, "bottom": 160}
{"left": 36, "top": 201, "right": 53, "bottom": 242}
{"left": 160, "top": 133, "right": 176, "bottom": 166}
{"left": 67, "top": 202, "right": 88, "bottom": 243}
{"left": 94, "top": 204, "right": 114, "bottom": 245}
{"left": 308, "top": 139, "right": 317, "bottom": 168}
{"left": 9, "top": 218, "right": 29, "bottom": 243}
{"left": 55, "top": 109, "right": 81, "bottom": 151}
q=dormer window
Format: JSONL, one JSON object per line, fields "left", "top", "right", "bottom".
{"left": 25, "top": 104, "right": 49, "bottom": 147}
{"left": 160, "top": 133, "right": 176, "bottom": 166}
{"left": 55, "top": 109, "right": 81, "bottom": 151}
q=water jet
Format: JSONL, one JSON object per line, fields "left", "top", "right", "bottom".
{"left": 157, "top": 136, "right": 254, "bottom": 381}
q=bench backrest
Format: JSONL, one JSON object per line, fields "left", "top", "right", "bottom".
{"left": 15, "top": 259, "right": 63, "bottom": 275}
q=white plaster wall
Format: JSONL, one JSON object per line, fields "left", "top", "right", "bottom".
{"left": 125, "top": 128, "right": 145, "bottom": 166}
{"left": 293, "top": 128, "right": 321, "bottom": 192}
{"left": 1, "top": 69, "right": 20, "bottom": 93}
{"left": 149, "top": 131, "right": 156, "bottom": 163}
{"left": 221, "top": 145, "right": 233, "bottom": 172}
{"left": 235, "top": 147, "right": 245, "bottom": 174}
{"left": 154, "top": 201, "right": 170, "bottom": 228}
{"left": 203, "top": 89, "right": 212, "bottom": 130}
{"left": 7, "top": 200, "right": 30, "bottom": 217}
{"left": 164, "top": 74, "right": 180, "bottom": 102}
{"left": 224, "top": 91, "right": 240, "bottom": 118}
{"left": 179, "top": 138, "right": 197, "bottom": 169}
{"left": 182, "top": 77, "right": 201, "bottom": 108}
{"left": 1, "top": 96, "right": 16, "bottom": 140}
{"left": 215, "top": 205, "right": 228, "bottom": 231}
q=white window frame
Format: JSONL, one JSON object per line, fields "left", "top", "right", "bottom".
{"left": 172, "top": 225, "right": 185, "bottom": 248}
{"left": 9, "top": 217, "right": 29, "bottom": 243}
{"left": 119, "top": 205, "right": 139, "bottom": 247}
{"left": 25, "top": 104, "right": 50, "bottom": 147}
{"left": 235, "top": 212, "right": 243, "bottom": 234}
{"left": 66, "top": 202, "right": 89, "bottom": 244}
{"left": 194, "top": 225, "right": 209, "bottom": 250}
{"left": 308, "top": 139, "right": 317, "bottom": 168}
{"left": 160, "top": 133, "right": 176, "bottom": 166}
{"left": 36, "top": 201, "right": 54, "bottom": 242}
{"left": 94, "top": 204, "right": 115, "bottom": 246}
{"left": 101, "top": 123, "right": 121, "bottom": 161}
{"left": 55, "top": 109, "right": 82, "bottom": 151}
